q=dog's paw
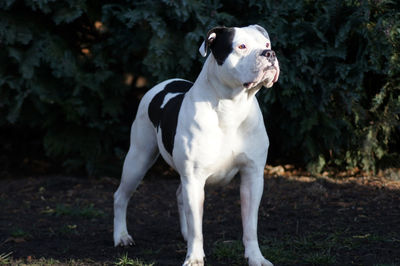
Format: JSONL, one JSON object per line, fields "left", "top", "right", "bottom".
{"left": 182, "top": 258, "right": 204, "bottom": 266}
{"left": 247, "top": 257, "right": 273, "bottom": 266}
{"left": 114, "top": 232, "right": 135, "bottom": 247}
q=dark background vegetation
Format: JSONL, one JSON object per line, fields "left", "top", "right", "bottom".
{"left": 1, "top": 0, "right": 399, "bottom": 177}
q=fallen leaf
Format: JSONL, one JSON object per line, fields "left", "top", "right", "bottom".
{"left": 3, "top": 237, "right": 26, "bottom": 244}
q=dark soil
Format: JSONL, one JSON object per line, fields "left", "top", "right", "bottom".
{"left": 1, "top": 166, "right": 400, "bottom": 265}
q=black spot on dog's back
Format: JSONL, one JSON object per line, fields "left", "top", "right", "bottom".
{"left": 148, "top": 80, "right": 193, "bottom": 155}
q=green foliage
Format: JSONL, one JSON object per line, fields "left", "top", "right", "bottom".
{"left": 256, "top": 0, "right": 400, "bottom": 172}
{"left": 0, "top": 0, "right": 399, "bottom": 175}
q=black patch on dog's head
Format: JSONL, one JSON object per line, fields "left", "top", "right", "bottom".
{"left": 207, "top": 27, "right": 235, "bottom": 65}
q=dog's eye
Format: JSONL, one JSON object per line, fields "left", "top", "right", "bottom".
{"left": 238, "top": 44, "right": 246, "bottom": 49}
{"left": 266, "top": 43, "right": 270, "bottom": 48}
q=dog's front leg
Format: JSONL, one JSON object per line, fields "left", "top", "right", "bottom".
{"left": 240, "top": 167, "right": 273, "bottom": 266}
{"left": 181, "top": 177, "right": 205, "bottom": 266}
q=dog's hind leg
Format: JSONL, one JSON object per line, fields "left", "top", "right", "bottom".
{"left": 113, "top": 115, "right": 159, "bottom": 247}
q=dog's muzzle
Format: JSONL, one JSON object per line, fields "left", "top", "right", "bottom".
{"left": 260, "top": 49, "right": 276, "bottom": 61}
{"left": 261, "top": 49, "right": 279, "bottom": 84}
{"left": 243, "top": 49, "right": 280, "bottom": 89}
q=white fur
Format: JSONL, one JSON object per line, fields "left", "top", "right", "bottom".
{"left": 114, "top": 25, "right": 279, "bottom": 266}
{"left": 199, "top": 32, "right": 217, "bottom": 57}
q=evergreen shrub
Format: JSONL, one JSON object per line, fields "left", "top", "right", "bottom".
{"left": 0, "top": 0, "right": 399, "bottom": 175}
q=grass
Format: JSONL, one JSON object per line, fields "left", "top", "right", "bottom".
{"left": 0, "top": 252, "right": 12, "bottom": 265}
{"left": 210, "top": 235, "right": 334, "bottom": 265}
{"left": 0, "top": 255, "right": 97, "bottom": 266}
{"left": 42, "top": 204, "right": 105, "bottom": 219}
{"left": 208, "top": 230, "right": 399, "bottom": 265}
{"left": 0, "top": 255, "right": 154, "bottom": 266}
{"left": 2, "top": 228, "right": 398, "bottom": 265}
{"left": 59, "top": 224, "right": 79, "bottom": 236}
{"left": 114, "top": 253, "right": 155, "bottom": 266}
{"left": 10, "top": 228, "right": 31, "bottom": 238}
{"left": 1, "top": 232, "right": 397, "bottom": 265}
{"left": 211, "top": 240, "right": 247, "bottom": 265}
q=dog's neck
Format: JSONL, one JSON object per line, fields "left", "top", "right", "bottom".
{"left": 195, "top": 56, "right": 260, "bottom": 101}
{"left": 192, "top": 56, "right": 260, "bottom": 130}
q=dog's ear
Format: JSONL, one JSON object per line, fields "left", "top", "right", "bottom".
{"left": 250, "top": 24, "right": 270, "bottom": 40}
{"left": 199, "top": 27, "right": 235, "bottom": 65}
{"left": 199, "top": 27, "right": 232, "bottom": 56}
{"left": 199, "top": 27, "right": 220, "bottom": 57}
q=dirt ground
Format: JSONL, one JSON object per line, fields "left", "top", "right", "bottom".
{"left": 1, "top": 165, "right": 400, "bottom": 265}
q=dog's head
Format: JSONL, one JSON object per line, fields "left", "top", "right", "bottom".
{"left": 199, "top": 25, "right": 279, "bottom": 89}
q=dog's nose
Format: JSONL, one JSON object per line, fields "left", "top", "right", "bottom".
{"left": 260, "top": 49, "right": 276, "bottom": 60}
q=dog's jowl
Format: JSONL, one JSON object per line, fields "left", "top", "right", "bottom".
{"left": 114, "top": 25, "right": 280, "bottom": 266}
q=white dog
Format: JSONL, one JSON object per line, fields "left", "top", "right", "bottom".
{"left": 114, "top": 25, "right": 280, "bottom": 266}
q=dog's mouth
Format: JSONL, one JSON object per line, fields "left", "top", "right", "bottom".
{"left": 269, "top": 66, "right": 280, "bottom": 83}
{"left": 243, "top": 82, "right": 254, "bottom": 89}
{"left": 243, "top": 66, "right": 279, "bottom": 89}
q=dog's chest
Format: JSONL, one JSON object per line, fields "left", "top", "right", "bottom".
{"left": 199, "top": 132, "right": 251, "bottom": 186}
{"left": 148, "top": 79, "right": 263, "bottom": 184}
